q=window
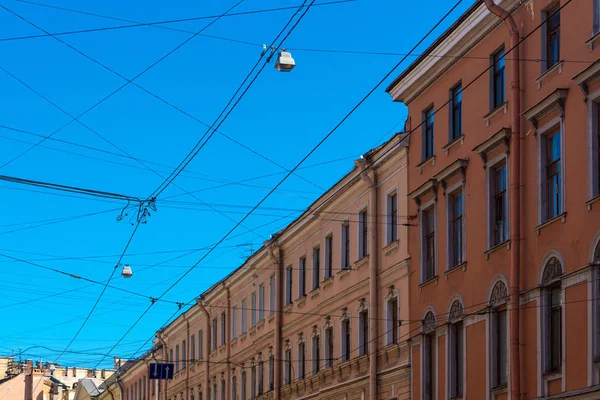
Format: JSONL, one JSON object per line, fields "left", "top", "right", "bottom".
{"left": 359, "top": 311, "right": 369, "bottom": 356}
{"left": 312, "top": 247, "right": 320, "bottom": 290}
{"left": 422, "top": 208, "right": 436, "bottom": 281}
{"left": 492, "top": 163, "right": 508, "bottom": 245}
{"left": 199, "top": 330, "right": 204, "bottom": 359}
{"left": 221, "top": 312, "right": 226, "bottom": 346}
{"left": 250, "top": 364, "right": 256, "bottom": 399}
{"left": 258, "top": 285, "right": 264, "bottom": 322}
{"left": 298, "top": 257, "right": 306, "bottom": 298}
{"left": 492, "top": 307, "right": 508, "bottom": 387}
{"left": 544, "top": 131, "right": 562, "bottom": 220}
{"left": 449, "top": 321, "right": 464, "bottom": 399}
{"left": 387, "top": 297, "right": 398, "bottom": 345}
{"left": 251, "top": 293, "right": 257, "bottom": 328}
{"left": 298, "top": 342, "right": 306, "bottom": 379}
{"left": 358, "top": 209, "right": 368, "bottom": 259}
{"left": 544, "top": 6, "right": 560, "bottom": 70}
{"left": 597, "top": 103, "right": 600, "bottom": 195}
{"left": 268, "top": 354, "right": 274, "bottom": 391}
{"left": 232, "top": 376, "right": 237, "bottom": 400}
{"left": 190, "top": 335, "right": 196, "bottom": 363}
{"left": 241, "top": 300, "right": 247, "bottom": 334}
{"left": 258, "top": 359, "right": 264, "bottom": 395}
{"left": 341, "top": 222, "right": 350, "bottom": 269}
{"left": 450, "top": 85, "right": 462, "bottom": 140}
{"left": 325, "top": 327, "right": 334, "bottom": 368}
{"left": 211, "top": 319, "right": 217, "bottom": 351}
{"left": 387, "top": 192, "right": 398, "bottom": 244}
{"left": 546, "top": 282, "right": 562, "bottom": 372}
{"left": 182, "top": 340, "right": 187, "bottom": 368}
{"left": 312, "top": 335, "right": 320, "bottom": 374}
{"left": 491, "top": 49, "right": 505, "bottom": 109}
{"left": 213, "top": 381, "right": 217, "bottom": 400}
{"left": 325, "top": 235, "right": 333, "bottom": 279}
{"left": 269, "top": 276, "right": 275, "bottom": 316}
{"left": 341, "top": 319, "right": 351, "bottom": 362}
{"left": 176, "top": 345, "right": 180, "bottom": 372}
{"left": 595, "top": 242, "right": 600, "bottom": 363}
{"left": 232, "top": 307, "right": 238, "bottom": 339}
{"left": 285, "top": 266, "right": 293, "bottom": 305}
{"left": 221, "top": 379, "right": 225, "bottom": 400}
{"left": 422, "top": 331, "right": 436, "bottom": 400}
{"left": 241, "top": 371, "right": 246, "bottom": 400}
{"left": 284, "top": 348, "right": 292, "bottom": 385}
{"left": 423, "top": 106, "right": 435, "bottom": 160}
{"left": 448, "top": 191, "right": 464, "bottom": 269}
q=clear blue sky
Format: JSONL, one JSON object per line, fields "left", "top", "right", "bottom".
{"left": 0, "top": 0, "right": 472, "bottom": 368}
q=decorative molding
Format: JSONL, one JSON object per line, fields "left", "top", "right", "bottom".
{"left": 357, "top": 298, "right": 369, "bottom": 314}
{"left": 572, "top": 58, "right": 600, "bottom": 99}
{"left": 448, "top": 300, "right": 464, "bottom": 323}
{"left": 268, "top": 346, "right": 274, "bottom": 358}
{"left": 323, "top": 316, "right": 333, "bottom": 330}
{"left": 489, "top": 280, "right": 509, "bottom": 307}
{"left": 297, "top": 332, "right": 306, "bottom": 345}
{"left": 433, "top": 158, "right": 468, "bottom": 194}
{"left": 523, "top": 88, "right": 568, "bottom": 131}
{"left": 483, "top": 102, "right": 509, "bottom": 127}
{"left": 284, "top": 340, "right": 292, "bottom": 352}
{"left": 339, "top": 307, "right": 351, "bottom": 322}
{"left": 311, "top": 325, "right": 320, "bottom": 338}
{"left": 542, "top": 257, "right": 563, "bottom": 285}
{"left": 422, "top": 311, "right": 436, "bottom": 334}
{"left": 472, "top": 127, "right": 511, "bottom": 168}
{"left": 409, "top": 179, "right": 438, "bottom": 206}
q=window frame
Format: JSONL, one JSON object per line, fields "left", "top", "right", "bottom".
{"left": 386, "top": 296, "right": 399, "bottom": 345}
{"left": 241, "top": 299, "right": 247, "bottom": 334}
{"left": 298, "top": 341, "right": 306, "bottom": 380}
{"left": 312, "top": 333, "right": 321, "bottom": 374}
{"left": 491, "top": 48, "right": 506, "bottom": 110}
{"left": 421, "top": 203, "right": 437, "bottom": 283}
{"left": 341, "top": 222, "right": 351, "bottom": 270}
{"left": 447, "top": 187, "right": 465, "bottom": 270}
{"left": 312, "top": 246, "right": 320, "bottom": 290}
{"left": 491, "top": 161, "right": 508, "bottom": 247}
{"left": 190, "top": 335, "right": 196, "bottom": 363}
{"left": 449, "top": 83, "right": 463, "bottom": 141}
{"left": 285, "top": 266, "right": 293, "bottom": 305}
{"left": 448, "top": 320, "right": 464, "bottom": 399}
{"left": 220, "top": 312, "right": 226, "bottom": 346}
{"left": 358, "top": 209, "right": 368, "bottom": 259}
{"left": 422, "top": 106, "right": 435, "bottom": 160}
{"left": 422, "top": 331, "right": 436, "bottom": 400}
{"left": 387, "top": 191, "right": 399, "bottom": 244}
{"left": 325, "top": 327, "right": 334, "bottom": 368}
{"left": 325, "top": 234, "right": 333, "bottom": 279}
{"left": 586, "top": 95, "right": 600, "bottom": 200}
{"left": 212, "top": 319, "right": 218, "bottom": 351}
{"left": 298, "top": 256, "right": 306, "bottom": 298}
{"left": 251, "top": 292, "right": 257, "bottom": 328}
{"left": 269, "top": 276, "right": 275, "bottom": 316}
{"left": 284, "top": 348, "right": 292, "bottom": 385}
{"left": 341, "top": 318, "right": 351, "bottom": 362}
{"left": 258, "top": 284, "right": 265, "bottom": 322}
{"left": 241, "top": 370, "right": 246, "bottom": 400}
{"left": 537, "top": 119, "right": 565, "bottom": 224}
{"left": 231, "top": 375, "right": 237, "bottom": 400}
{"left": 545, "top": 282, "right": 563, "bottom": 373}
{"left": 268, "top": 354, "right": 274, "bottom": 391}
{"left": 543, "top": 5, "right": 561, "bottom": 71}
{"left": 198, "top": 330, "right": 204, "bottom": 359}
{"left": 358, "top": 310, "right": 369, "bottom": 356}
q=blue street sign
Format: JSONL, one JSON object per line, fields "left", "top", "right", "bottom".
{"left": 149, "top": 363, "right": 175, "bottom": 380}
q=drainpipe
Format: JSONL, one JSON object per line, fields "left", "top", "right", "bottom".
{"left": 355, "top": 158, "right": 378, "bottom": 400}
{"left": 482, "top": 2, "right": 521, "bottom": 399}
{"left": 185, "top": 314, "right": 190, "bottom": 400}
{"left": 225, "top": 285, "right": 231, "bottom": 400}
{"left": 268, "top": 241, "right": 282, "bottom": 400}
{"left": 198, "top": 298, "right": 211, "bottom": 400}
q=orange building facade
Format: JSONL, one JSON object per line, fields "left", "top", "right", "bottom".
{"left": 387, "top": 0, "right": 600, "bottom": 399}
{"left": 117, "top": 136, "right": 411, "bottom": 400}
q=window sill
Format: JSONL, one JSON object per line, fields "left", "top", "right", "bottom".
{"left": 310, "top": 287, "right": 320, "bottom": 299}
{"left": 485, "top": 240, "right": 510, "bottom": 260}
{"left": 239, "top": 332, "right": 247, "bottom": 342}
{"left": 283, "top": 303, "right": 293, "bottom": 313}
{"left": 490, "top": 383, "right": 507, "bottom": 395}
{"left": 544, "top": 370, "right": 562, "bottom": 381}
{"left": 586, "top": 194, "right": 600, "bottom": 211}
{"left": 442, "top": 134, "right": 465, "bottom": 155}
{"left": 418, "top": 276, "right": 438, "bottom": 292}
{"left": 322, "top": 276, "right": 334, "bottom": 289}
{"left": 384, "top": 240, "right": 399, "bottom": 256}
{"left": 586, "top": 31, "right": 600, "bottom": 51}
{"left": 231, "top": 337, "right": 238, "bottom": 345}
{"left": 444, "top": 262, "right": 466, "bottom": 278}
{"left": 337, "top": 267, "right": 351, "bottom": 279}
{"left": 296, "top": 295, "right": 307, "bottom": 308}
{"left": 417, "top": 155, "right": 436, "bottom": 174}
{"left": 267, "top": 313, "right": 274, "bottom": 323}
{"left": 483, "top": 102, "right": 508, "bottom": 127}
{"left": 536, "top": 61, "right": 564, "bottom": 89}
{"left": 256, "top": 319, "right": 265, "bottom": 328}
{"left": 249, "top": 326, "right": 257, "bottom": 336}
{"left": 535, "top": 212, "right": 567, "bottom": 236}
{"left": 355, "top": 255, "right": 369, "bottom": 270}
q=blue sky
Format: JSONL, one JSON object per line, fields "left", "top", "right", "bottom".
{"left": 0, "top": 0, "right": 472, "bottom": 368}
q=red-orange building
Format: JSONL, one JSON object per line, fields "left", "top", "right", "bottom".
{"left": 387, "top": 0, "right": 600, "bottom": 399}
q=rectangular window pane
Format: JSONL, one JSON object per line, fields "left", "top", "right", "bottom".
{"left": 451, "top": 85, "right": 462, "bottom": 140}
{"left": 359, "top": 210, "right": 368, "bottom": 258}
{"left": 232, "top": 307, "right": 237, "bottom": 339}
{"left": 493, "top": 49, "right": 505, "bottom": 108}
{"left": 423, "top": 107, "right": 435, "bottom": 159}
{"left": 251, "top": 293, "right": 256, "bottom": 327}
{"left": 342, "top": 224, "right": 350, "bottom": 269}
{"left": 199, "top": 330, "right": 203, "bottom": 359}
{"left": 545, "top": 132, "right": 562, "bottom": 219}
{"left": 285, "top": 267, "right": 292, "bottom": 305}
{"left": 388, "top": 192, "right": 398, "bottom": 243}
{"left": 325, "top": 235, "right": 333, "bottom": 278}
{"left": 493, "top": 164, "right": 508, "bottom": 245}
{"left": 312, "top": 247, "right": 320, "bottom": 290}
{"left": 423, "top": 209, "right": 436, "bottom": 281}
{"left": 496, "top": 309, "right": 507, "bottom": 386}
{"left": 546, "top": 7, "right": 560, "bottom": 69}
{"left": 299, "top": 257, "right": 306, "bottom": 298}
{"left": 313, "top": 336, "right": 320, "bottom": 374}
{"left": 221, "top": 312, "right": 226, "bottom": 346}
{"left": 269, "top": 276, "right": 275, "bottom": 316}
{"left": 450, "top": 191, "right": 464, "bottom": 268}
{"left": 241, "top": 300, "right": 247, "bottom": 333}
{"left": 451, "top": 322, "right": 463, "bottom": 398}
{"left": 258, "top": 285, "right": 265, "bottom": 322}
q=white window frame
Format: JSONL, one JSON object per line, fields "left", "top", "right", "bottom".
{"left": 269, "top": 275, "right": 275, "bottom": 316}
{"left": 340, "top": 314, "right": 351, "bottom": 362}
{"left": 340, "top": 221, "right": 350, "bottom": 270}
{"left": 420, "top": 199, "right": 438, "bottom": 283}
{"left": 190, "top": 334, "right": 196, "bottom": 362}
{"left": 211, "top": 319, "right": 217, "bottom": 351}
{"left": 486, "top": 155, "right": 510, "bottom": 249}
{"left": 446, "top": 302, "right": 465, "bottom": 400}
{"left": 241, "top": 299, "right": 247, "bottom": 334}
{"left": 536, "top": 116, "right": 565, "bottom": 224}
{"left": 311, "top": 330, "right": 320, "bottom": 374}
{"left": 386, "top": 189, "right": 399, "bottom": 245}
{"left": 421, "top": 327, "right": 437, "bottom": 400}
{"left": 198, "top": 330, "right": 203, "bottom": 359}
{"left": 385, "top": 289, "right": 400, "bottom": 345}
{"left": 324, "top": 326, "right": 334, "bottom": 368}
{"left": 446, "top": 183, "right": 466, "bottom": 271}
{"left": 232, "top": 306, "right": 238, "bottom": 339}
{"left": 358, "top": 309, "right": 369, "bottom": 356}
{"left": 297, "top": 340, "right": 306, "bottom": 380}
{"left": 358, "top": 207, "right": 368, "bottom": 259}
{"left": 258, "top": 284, "right": 265, "bottom": 322}
{"left": 298, "top": 256, "right": 306, "bottom": 298}
{"left": 312, "top": 246, "right": 320, "bottom": 291}
{"left": 285, "top": 266, "right": 293, "bottom": 305}
{"left": 251, "top": 292, "right": 257, "bottom": 328}
{"left": 586, "top": 89, "right": 600, "bottom": 200}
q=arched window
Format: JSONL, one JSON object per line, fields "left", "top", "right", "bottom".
{"left": 489, "top": 279, "right": 508, "bottom": 389}
{"left": 422, "top": 311, "right": 436, "bottom": 400}
{"left": 448, "top": 300, "right": 464, "bottom": 398}
{"left": 541, "top": 256, "right": 563, "bottom": 374}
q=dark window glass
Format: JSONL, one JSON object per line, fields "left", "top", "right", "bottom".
{"left": 299, "top": 343, "right": 305, "bottom": 379}
{"left": 389, "top": 193, "right": 398, "bottom": 243}
{"left": 314, "top": 336, "right": 321, "bottom": 373}
{"left": 450, "top": 192, "right": 463, "bottom": 268}
{"left": 545, "top": 131, "right": 562, "bottom": 219}
{"left": 451, "top": 85, "right": 462, "bottom": 140}
{"left": 546, "top": 7, "right": 561, "bottom": 69}
{"left": 423, "top": 209, "right": 436, "bottom": 281}
{"left": 360, "top": 311, "right": 369, "bottom": 356}
{"left": 391, "top": 298, "right": 398, "bottom": 344}
{"left": 299, "top": 257, "right": 306, "bottom": 298}
{"left": 424, "top": 107, "right": 435, "bottom": 159}
{"left": 312, "top": 247, "right": 320, "bottom": 290}
{"left": 325, "top": 235, "right": 333, "bottom": 279}
{"left": 359, "top": 210, "right": 368, "bottom": 258}
{"left": 495, "top": 308, "right": 508, "bottom": 386}
{"left": 343, "top": 223, "right": 350, "bottom": 269}
{"left": 493, "top": 50, "right": 506, "bottom": 108}
{"left": 268, "top": 356, "right": 274, "bottom": 391}
{"left": 450, "top": 322, "right": 463, "bottom": 398}
{"left": 547, "top": 284, "right": 562, "bottom": 372}
{"left": 423, "top": 333, "right": 435, "bottom": 400}
{"left": 493, "top": 164, "right": 508, "bottom": 245}
{"left": 285, "top": 267, "right": 293, "bottom": 305}
{"left": 343, "top": 320, "right": 351, "bottom": 362}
